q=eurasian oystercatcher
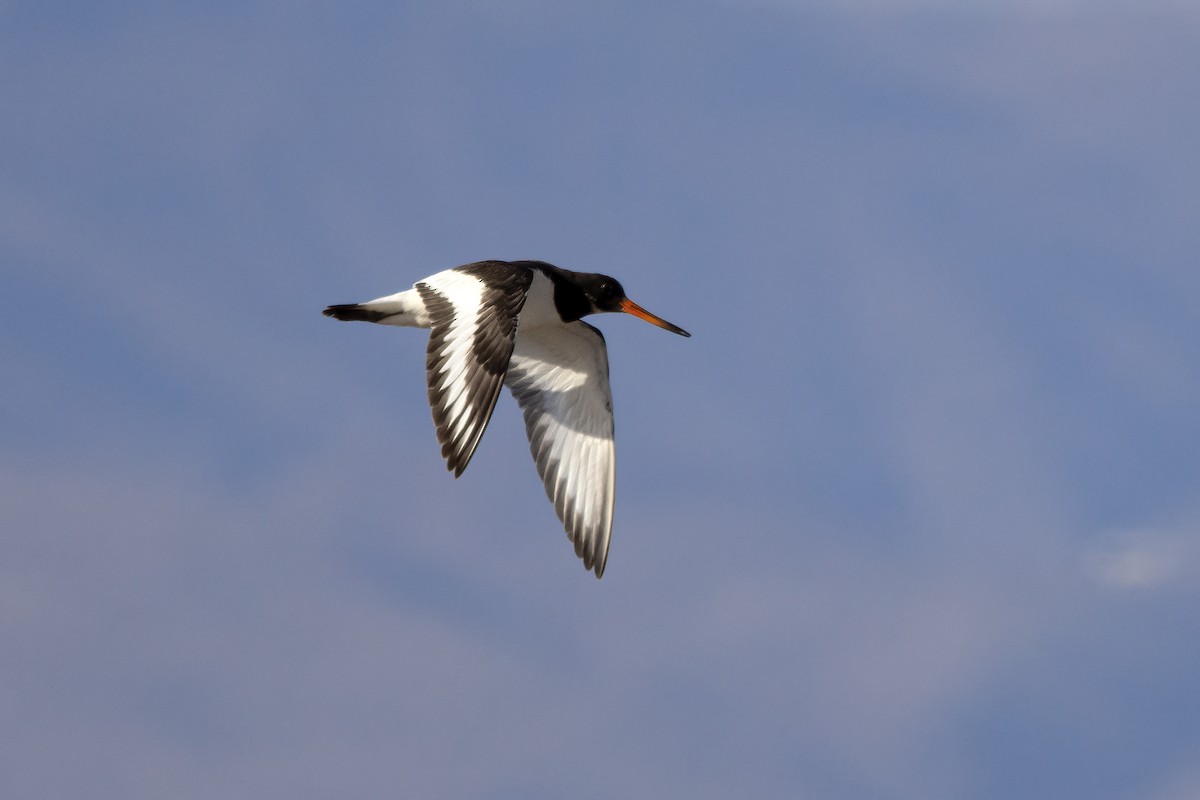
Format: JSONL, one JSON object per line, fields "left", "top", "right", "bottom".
{"left": 323, "top": 260, "right": 690, "bottom": 578}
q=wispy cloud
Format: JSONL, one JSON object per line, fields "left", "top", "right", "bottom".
{"left": 744, "top": 0, "right": 1200, "bottom": 16}
{"left": 1085, "top": 528, "right": 1197, "bottom": 589}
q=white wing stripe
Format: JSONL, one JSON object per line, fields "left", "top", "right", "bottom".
{"left": 506, "top": 321, "right": 615, "bottom": 578}
{"left": 418, "top": 264, "right": 531, "bottom": 476}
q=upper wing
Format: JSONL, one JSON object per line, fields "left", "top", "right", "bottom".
{"left": 505, "top": 321, "right": 616, "bottom": 578}
{"left": 417, "top": 263, "right": 533, "bottom": 476}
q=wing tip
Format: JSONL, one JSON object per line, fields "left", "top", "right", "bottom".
{"left": 580, "top": 528, "right": 610, "bottom": 579}
{"left": 440, "top": 442, "right": 475, "bottom": 478}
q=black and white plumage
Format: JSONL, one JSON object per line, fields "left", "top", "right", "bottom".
{"left": 323, "top": 259, "right": 690, "bottom": 578}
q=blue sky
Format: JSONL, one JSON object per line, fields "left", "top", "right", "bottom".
{"left": 3, "top": 1, "right": 1200, "bottom": 798}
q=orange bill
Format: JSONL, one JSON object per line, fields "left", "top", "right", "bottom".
{"left": 618, "top": 299, "right": 691, "bottom": 337}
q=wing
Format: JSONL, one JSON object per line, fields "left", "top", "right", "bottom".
{"left": 417, "top": 263, "right": 533, "bottom": 476}
{"left": 505, "top": 321, "right": 616, "bottom": 578}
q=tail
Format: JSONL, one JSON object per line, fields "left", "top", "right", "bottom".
{"left": 322, "top": 303, "right": 393, "bottom": 323}
{"left": 323, "top": 288, "right": 428, "bottom": 327}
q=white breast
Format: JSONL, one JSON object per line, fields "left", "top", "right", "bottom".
{"left": 515, "top": 268, "right": 562, "bottom": 331}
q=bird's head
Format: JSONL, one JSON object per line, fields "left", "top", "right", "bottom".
{"left": 579, "top": 273, "right": 691, "bottom": 337}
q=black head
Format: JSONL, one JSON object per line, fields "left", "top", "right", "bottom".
{"left": 577, "top": 273, "right": 628, "bottom": 313}
{"left": 576, "top": 272, "right": 691, "bottom": 337}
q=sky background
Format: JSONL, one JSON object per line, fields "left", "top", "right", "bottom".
{"left": 3, "top": 1, "right": 1200, "bottom": 798}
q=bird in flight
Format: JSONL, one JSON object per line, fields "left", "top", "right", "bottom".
{"left": 323, "top": 259, "right": 690, "bottom": 578}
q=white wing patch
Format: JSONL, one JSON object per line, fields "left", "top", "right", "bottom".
{"left": 418, "top": 265, "right": 530, "bottom": 476}
{"left": 506, "top": 321, "right": 616, "bottom": 578}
